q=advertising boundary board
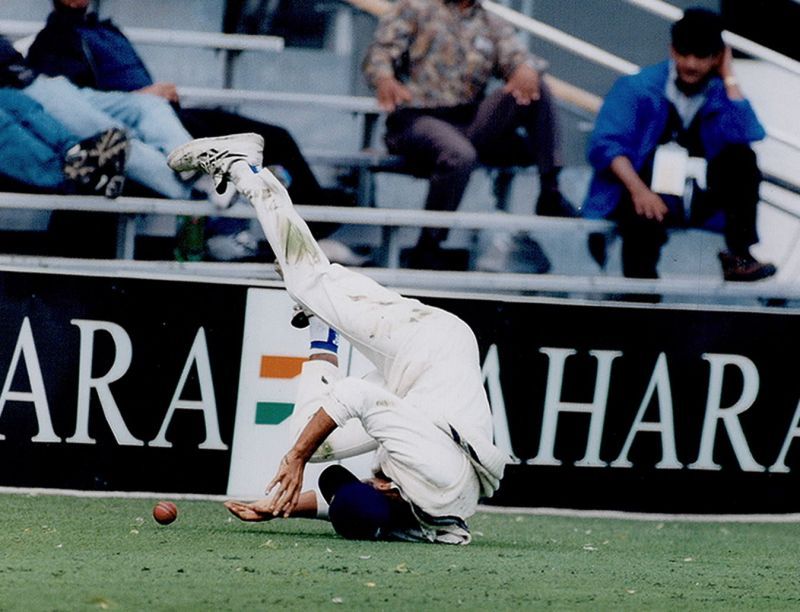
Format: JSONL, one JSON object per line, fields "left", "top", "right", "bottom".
{"left": 0, "top": 268, "right": 248, "bottom": 494}
{"left": 1, "top": 267, "right": 799, "bottom": 513}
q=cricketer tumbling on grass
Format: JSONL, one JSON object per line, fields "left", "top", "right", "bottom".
{"left": 167, "top": 133, "right": 510, "bottom": 544}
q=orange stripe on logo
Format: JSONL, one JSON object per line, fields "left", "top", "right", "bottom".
{"left": 260, "top": 355, "right": 306, "bottom": 379}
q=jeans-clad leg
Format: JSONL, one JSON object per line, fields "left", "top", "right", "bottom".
{"left": 0, "top": 88, "right": 76, "bottom": 189}
{"left": 82, "top": 88, "right": 192, "bottom": 155}
{"left": 0, "top": 109, "right": 65, "bottom": 189}
{"left": 24, "top": 76, "right": 192, "bottom": 198}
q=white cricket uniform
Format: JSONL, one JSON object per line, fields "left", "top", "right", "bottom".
{"left": 230, "top": 164, "right": 507, "bottom": 532}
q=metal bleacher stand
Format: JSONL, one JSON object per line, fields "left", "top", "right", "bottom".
{"left": 1, "top": 1, "right": 799, "bottom": 304}
{"left": 0, "top": 190, "right": 612, "bottom": 270}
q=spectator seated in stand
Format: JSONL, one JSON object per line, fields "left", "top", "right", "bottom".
{"left": 27, "top": 0, "right": 364, "bottom": 265}
{"left": 582, "top": 8, "right": 776, "bottom": 283}
{"left": 362, "top": 0, "right": 575, "bottom": 270}
{"left": 0, "top": 87, "right": 127, "bottom": 198}
{"left": 1, "top": 35, "right": 226, "bottom": 207}
{"left": 0, "top": 33, "right": 254, "bottom": 259}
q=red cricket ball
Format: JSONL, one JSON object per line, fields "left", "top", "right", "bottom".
{"left": 153, "top": 500, "right": 178, "bottom": 525}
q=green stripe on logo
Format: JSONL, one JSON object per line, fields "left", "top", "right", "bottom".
{"left": 255, "top": 402, "right": 294, "bottom": 425}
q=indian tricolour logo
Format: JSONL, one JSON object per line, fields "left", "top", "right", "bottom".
{"left": 226, "top": 288, "right": 374, "bottom": 498}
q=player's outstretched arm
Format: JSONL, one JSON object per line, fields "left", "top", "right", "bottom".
{"left": 265, "top": 408, "right": 338, "bottom": 517}
{"left": 224, "top": 491, "right": 320, "bottom": 522}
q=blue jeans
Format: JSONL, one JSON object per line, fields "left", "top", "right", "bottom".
{"left": 24, "top": 76, "right": 193, "bottom": 198}
{"left": 0, "top": 87, "right": 76, "bottom": 190}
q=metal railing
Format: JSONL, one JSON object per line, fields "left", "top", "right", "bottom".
{"left": 1, "top": 254, "right": 798, "bottom": 304}
{"left": 0, "top": 191, "right": 612, "bottom": 266}
{"left": 2, "top": 190, "right": 799, "bottom": 304}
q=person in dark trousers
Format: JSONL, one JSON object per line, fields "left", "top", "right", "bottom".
{"left": 362, "top": 0, "right": 575, "bottom": 269}
{"left": 583, "top": 8, "right": 776, "bottom": 282}
{"left": 28, "top": 0, "right": 359, "bottom": 262}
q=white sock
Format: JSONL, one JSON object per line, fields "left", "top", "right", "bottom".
{"left": 309, "top": 316, "right": 338, "bottom": 356}
{"left": 314, "top": 488, "right": 330, "bottom": 519}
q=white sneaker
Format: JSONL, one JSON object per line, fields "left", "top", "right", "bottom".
{"left": 475, "top": 233, "right": 513, "bottom": 272}
{"left": 206, "top": 230, "right": 261, "bottom": 262}
{"left": 318, "top": 239, "right": 369, "bottom": 266}
{"left": 167, "top": 133, "right": 264, "bottom": 190}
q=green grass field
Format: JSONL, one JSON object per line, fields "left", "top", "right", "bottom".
{"left": 2, "top": 494, "right": 800, "bottom": 611}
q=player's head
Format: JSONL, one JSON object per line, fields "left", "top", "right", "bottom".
{"left": 671, "top": 8, "right": 724, "bottom": 58}
{"left": 319, "top": 465, "right": 394, "bottom": 540}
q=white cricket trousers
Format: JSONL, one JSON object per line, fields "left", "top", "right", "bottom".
{"left": 228, "top": 164, "right": 487, "bottom": 517}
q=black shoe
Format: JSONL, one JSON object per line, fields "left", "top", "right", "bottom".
{"left": 63, "top": 128, "right": 129, "bottom": 198}
{"left": 588, "top": 232, "right": 608, "bottom": 268}
{"left": 96, "top": 127, "right": 129, "bottom": 198}
{"left": 319, "top": 186, "right": 357, "bottom": 208}
{"left": 205, "top": 230, "right": 272, "bottom": 262}
{"left": 512, "top": 232, "right": 551, "bottom": 273}
{"left": 536, "top": 190, "right": 578, "bottom": 218}
{"left": 718, "top": 251, "right": 777, "bottom": 282}
{"left": 291, "top": 305, "right": 312, "bottom": 329}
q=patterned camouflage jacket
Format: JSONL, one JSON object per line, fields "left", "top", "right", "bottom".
{"left": 362, "top": 0, "right": 547, "bottom": 108}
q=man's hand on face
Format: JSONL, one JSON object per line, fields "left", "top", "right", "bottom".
{"left": 717, "top": 46, "right": 734, "bottom": 79}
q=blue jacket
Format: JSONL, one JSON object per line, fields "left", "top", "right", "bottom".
{"left": 27, "top": 8, "right": 152, "bottom": 92}
{"left": 582, "top": 60, "right": 766, "bottom": 219}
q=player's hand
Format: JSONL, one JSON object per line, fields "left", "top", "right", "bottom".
{"left": 265, "top": 452, "right": 305, "bottom": 517}
{"left": 223, "top": 500, "right": 276, "bottom": 522}
{"left": 631, "top": 187, "right": 668, "bottom": 222}
{"left": 137, "top": 82, "right": 180, "bottom": 103}
{"left": 375, "top": 76, "right": 412, "bottom": 112}
{"left": 503, "top": 64, "right": 541, "bottom": 105}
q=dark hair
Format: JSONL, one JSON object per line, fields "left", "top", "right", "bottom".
{"left": 328, "top": 482, "right": 392, "bottom": 540}
{"left": 319, "top": 465, "right": 389, "bottom": 540}
{"left": 671, "top": 8, "right": 725, "bottom": 57}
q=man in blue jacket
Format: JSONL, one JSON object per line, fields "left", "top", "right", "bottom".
{"left": 583, "top": 8, "right": 775, "bottom": 282}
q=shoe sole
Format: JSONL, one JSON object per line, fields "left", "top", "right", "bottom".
{"left": 167, "top": 133, "right": 264, "bottom": 175}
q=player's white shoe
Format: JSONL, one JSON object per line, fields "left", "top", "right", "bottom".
{"left": 167, "top": 133, "right": 264, "bottom": 191}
